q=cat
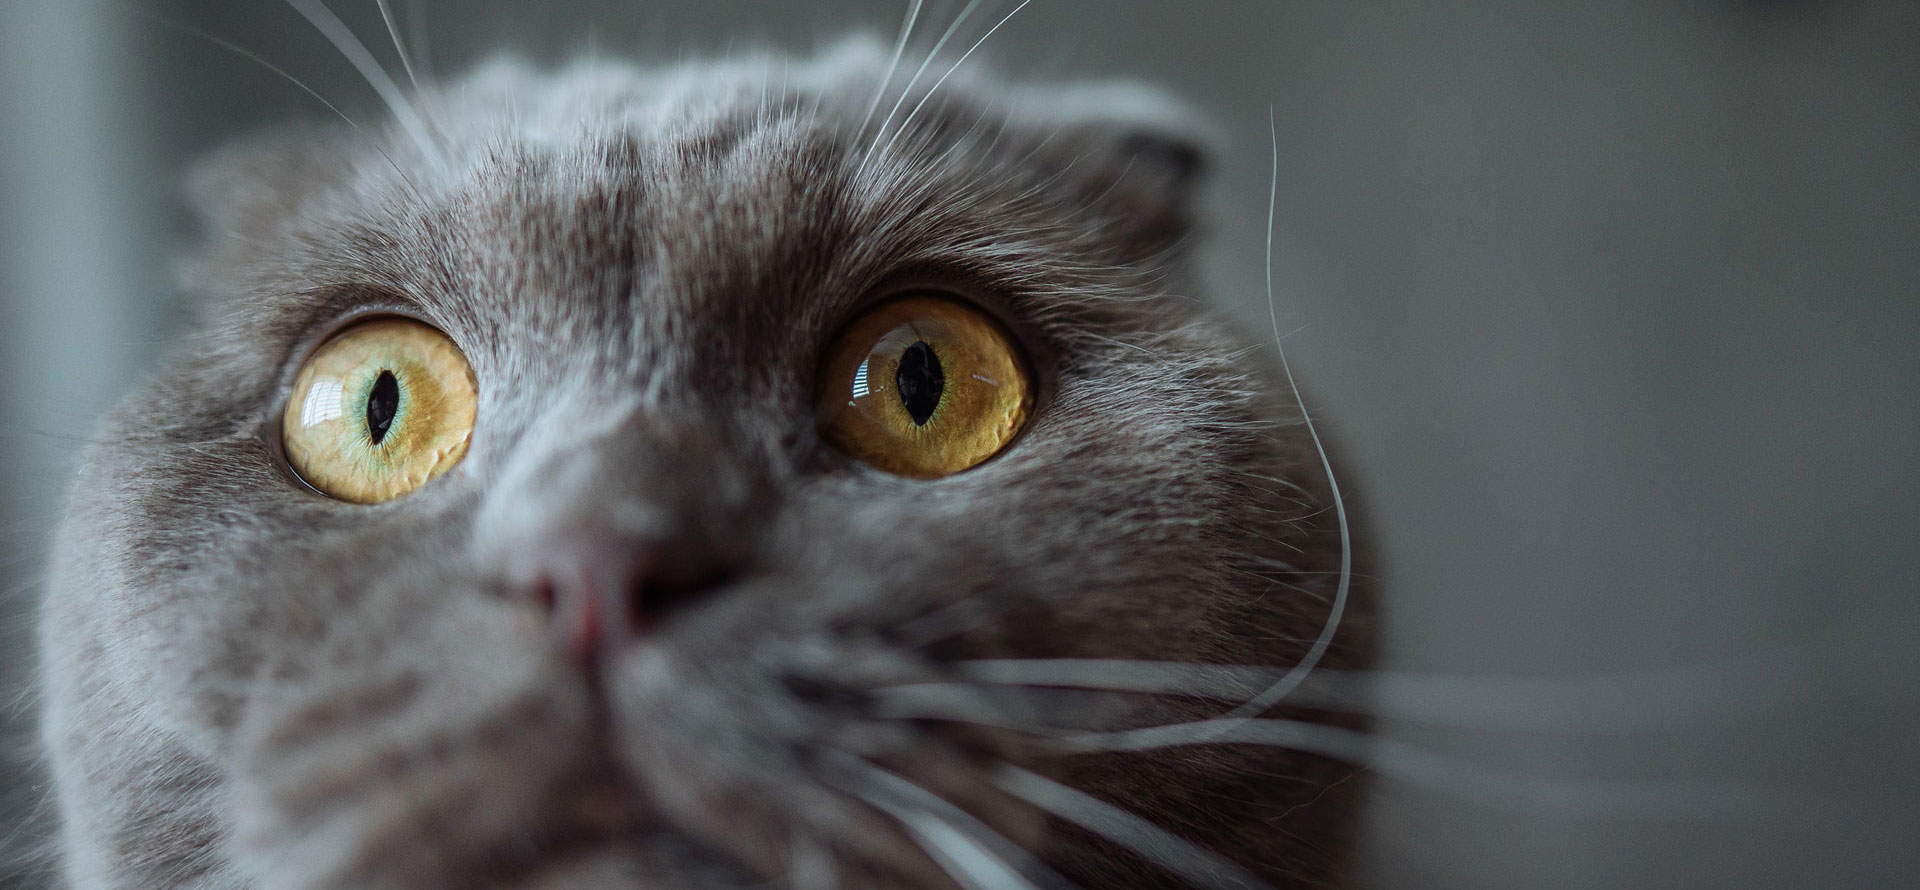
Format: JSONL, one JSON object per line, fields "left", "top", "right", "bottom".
{"left": 36, "top": 30, "right": 1370, "bottom": 890}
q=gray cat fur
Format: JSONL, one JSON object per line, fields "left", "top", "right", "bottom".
{"left": 38, "top": 38, "right": 1371, "bottom": 890}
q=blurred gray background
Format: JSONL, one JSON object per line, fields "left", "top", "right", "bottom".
{"left": 3, "top": 0, "right": 1916, "bottom": 888}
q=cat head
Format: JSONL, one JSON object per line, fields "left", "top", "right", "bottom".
{"left": 40, "top": 38, "right": 1367, "bottom": 890}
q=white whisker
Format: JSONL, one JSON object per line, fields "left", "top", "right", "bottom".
{"left": 874, "top": 0, "right": 1035, "bottom": 172}
{"left": 879, "top": 0, "right": 1036, "bottom": 169}
{"left": 148, "top": 19, "right": 363, "bottom": 133}
{"left": 1216, "top": 106, "right": 1355, "bottom": 725}
{"left": 888, "top": 805, "right": 1040, "bottom": 890}
{"left": 994, "top": 766, "right": 1271, "bottom": 890}
{"left": 858, "top": 0, "right": 985, "bottom": 176}
{"left": 956, "top": 659, "right": 1273, "bottom": 700}
{"left": 858, "top": 0, "right": 925, "bottom": 137}
{"left": 375, "top": 0, "right": 422, "bottom": 92}
{"left": 942, "top": 655, "right": 1817, "bottom": 732}
{"left": 1064, "top": 718, "right": 1772, "bottom": 820}
{"left": 826, "top": 752, "right": 1071, "bottom": 890}
{"left": 281, "top": 0, "right": 437, "bottom": 161}
{"left": 144, "top": 17, "right": 423, "bottom": 197}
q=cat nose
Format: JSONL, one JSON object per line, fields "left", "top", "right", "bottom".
{"left": 519, "top": 532, "right": 734, "bottom": 664}
{"left": 470, "top": 403, "right": 768, "bottom": 664}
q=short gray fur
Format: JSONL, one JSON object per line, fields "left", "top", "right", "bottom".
{"left": 37, "top": 40, "right": 1368, "bottom": 890}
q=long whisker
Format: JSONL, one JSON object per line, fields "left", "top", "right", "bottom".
{"left": 866, "top": 678, "right": 1782, "bottom": 821}
{"left": 281, "top": 0, "right": 437, "bottom": 161}
{"left": 875, "top": 801, "right": 1042, "bottom": 890}
{"left": 375, "top": 0, "right": 422, "bottom": 92}
{"left": 873, "top": 0, "right": 1035, "bottom": 171}
{"left": 858, "top": 0, "right": 925, "bottom": 137}
{"left": 994, "top": 766, "right": 1271, "bottom": 890}
{"left": 955, "top": 660, "right": 1273, "bottom": 700}
{"left": 940, "top": 656, "right": 1817, "bottom": 732}
{"left": 145, "top": 18, "right": 366, "bottom": 138}
{"left": 858, "top": 0, "right": 985, "bottom": 176}
{"left": 1215, "top": 105, "right": 1356, "bottom": 725}
{"left": 142, "top": 17, "right": 422, "bottom": 196}
{"left": 826, "top": 753, "right": 1072, "bottom": 890}
{"left": 1062, "top": 718, "right": 1772, "bottom": 820}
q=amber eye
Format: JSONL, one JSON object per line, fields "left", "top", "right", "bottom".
{"left": 816, "top": 296, "right": 1034, "bottom": 478}
{"left": 282, "top": 318, "right": 477, "bottom": 503}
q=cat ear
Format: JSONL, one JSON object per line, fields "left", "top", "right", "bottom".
{"left": 1010, "top": 80, "right": 1218, "bottom": 256}
{"left": 186, "top": 121, "right": 357, "bottom": 242}
{"left": 1045, "top": 81, "right": 1212, "bottom": 187}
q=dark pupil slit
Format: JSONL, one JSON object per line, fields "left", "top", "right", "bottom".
{"left": 895, "top": 341, "right": 943, "bottom": 426}
{"left": 366, "top": 370, "right": 400, "bottom": 445}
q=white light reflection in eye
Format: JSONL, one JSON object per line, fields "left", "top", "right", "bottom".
{"left": 851, "top": 358, "right": 871, "bottom": 402}
{"left": 300, "top": 377, "right": 346, "bottom": 428}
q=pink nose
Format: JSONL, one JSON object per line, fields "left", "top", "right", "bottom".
{"left": 519, "top": 536, "right": 729, "bottom": 664}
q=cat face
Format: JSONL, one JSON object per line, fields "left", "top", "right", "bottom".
{"left": 40, "top": 41, "right": 1367, "bottom": 890}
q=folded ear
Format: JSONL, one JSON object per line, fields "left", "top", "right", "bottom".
{"left": 1009, "top": 80, "right": 1219, "bottom": 256}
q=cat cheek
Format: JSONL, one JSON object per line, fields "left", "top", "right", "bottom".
{"left": 226, "top": 594, "right": 607, "bottom": 890}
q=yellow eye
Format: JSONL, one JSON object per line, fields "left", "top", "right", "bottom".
{"left": 816, "top": 296, "right": 1034, "bottom": 478}
{"left": 282, "top": 318, "right": 477, "bottom": 504}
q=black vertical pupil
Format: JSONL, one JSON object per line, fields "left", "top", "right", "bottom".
{"left": 366, "top": 370, "right": 400, "bottom": 445}
{"left": 896, "top": 341, "right": 943, "bottom": 426}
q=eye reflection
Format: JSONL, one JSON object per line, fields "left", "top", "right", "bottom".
{"left": 299, "top": 377, "right": 346, "bottom": 428}
{"left": 852, "top": 358, "right": 871, "bottom": 401}
{"left": 282, "top": 318, "right": 477, "bottom": 503}
{"left": 815, "top": 296, "right": 1033, "bottom": 478}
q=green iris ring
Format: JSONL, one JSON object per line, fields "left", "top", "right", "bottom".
{"left": 347, "top": 363, "right": 411, "bottom": 457}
